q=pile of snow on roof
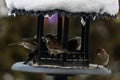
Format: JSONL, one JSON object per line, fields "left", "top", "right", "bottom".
{"left": 5, "top": 0, "right": 119, "bottom": 15}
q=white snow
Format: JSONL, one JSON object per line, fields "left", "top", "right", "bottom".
{"left": 81, "top": 17, "right": 86, "bottom": 26}
{"left": 5, "top": 0, "right": 119, "bottom": 15}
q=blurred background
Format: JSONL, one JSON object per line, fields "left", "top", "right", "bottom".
{"left": 0, "top": 0, "right": 120, "bottom": 80}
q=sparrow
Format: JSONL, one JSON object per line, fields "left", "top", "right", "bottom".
{"left": 8, "top": 38, "right": 38, "bottom": 64}
{"left": 42, "top": 34, "right": 70, "bottom": 55}
{"left": 68, "top": 36, "right": 81, "bottom": 51}
{"left": 8, "top": 38, "right": 38, "bottom": 52}
{"left": 96, "top": 48, "right": 109, "bottom": 68}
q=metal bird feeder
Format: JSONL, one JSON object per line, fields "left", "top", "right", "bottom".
{"left": 11, "top": 9, "right": 91, "bottom": 67}
{"left": 37, "top": 13, "right": 89, "bottom": 67}
{"left": 6, "top": 0, "right": 119, "bottom": 80}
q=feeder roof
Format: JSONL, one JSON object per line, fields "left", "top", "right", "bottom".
{"left": 5, "top": 0, "right": 119, "bottom": 16}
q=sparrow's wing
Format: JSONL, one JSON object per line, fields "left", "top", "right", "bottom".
{"left": 22, "top": 38, "right": 38, "bottom": 45}
{"left": 32, "top": 39, "right": 38, "bottom": 45}
{"left": 53, "top": 41, "right": 64, "bottom": 49}
{"left": 105, "top": 54, "right": 109, "bottom": 65}
{"left": 47, "top": 41, "right": 64, "bottom": 49}
{"left": 28, "top": 39, "right": 38, "bottom": 46}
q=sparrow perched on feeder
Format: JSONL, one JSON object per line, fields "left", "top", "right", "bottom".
{"left": 42, "top": 34, "right": 70, "bottom": 55}
{"left": 96, "top": 48, "right": 109, "bottom": 68}
{"left": 68, "top": 36, "right": 81, "bottom": 51}
{"left": 8, "top": 38, "right": 38, "bottom": 52}
{"left": 8, "top": 38, "right": 38, "bottom": 64}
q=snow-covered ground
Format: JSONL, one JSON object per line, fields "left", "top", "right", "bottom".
{"left": 5, "top": 0, "right": 119, "bottom": 16}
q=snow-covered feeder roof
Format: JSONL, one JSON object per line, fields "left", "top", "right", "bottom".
{"left": 5, "top": 0, "right": 119, "bottom": 17}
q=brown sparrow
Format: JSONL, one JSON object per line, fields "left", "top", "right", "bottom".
{"left": 8, "top": 38, "right": 38, "bottom": 52}
{"left": 42, "top": 34, "right": 70, "bottom": 55}
{"left": 8, "top": 38, "right": 38, "bottom": 64}
{"left": 96, "top": 48, "right": 109, "bottom": 68}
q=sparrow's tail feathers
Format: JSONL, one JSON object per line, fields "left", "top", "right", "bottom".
{"left": 65, "top": 50, "right": 71, "bottom": 54}
{"left": 22, "top": 38, "right": 34, "bottom": 40}
{"left": 8, "top": 42, "right": 21, "bottom": 46}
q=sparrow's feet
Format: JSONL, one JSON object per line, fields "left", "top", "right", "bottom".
{"left": 23, "top": 61, "right": 28, "bottom": 65}
{"left": 96, "top": 64, "right": 99, "bottom": 68}
{"left": 23, "top": 58, "right": 31, "bottom": 65}
{"left": 33, "top": 58, "right": 38, "bottom": 64}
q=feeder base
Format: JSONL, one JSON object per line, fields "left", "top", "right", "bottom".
{"left": 11, "top": 61, "right": 111, "bottom": 75}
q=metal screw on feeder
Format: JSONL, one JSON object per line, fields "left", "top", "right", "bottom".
{"left": 5, "top": 0, "right": 119, "bottom": 80}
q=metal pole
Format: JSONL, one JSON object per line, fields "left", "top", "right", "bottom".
{"left": 57, "top": 13, "right": 62, "bottom": 42}
{"left": 63, "top": 15, "right": 69, "bottom": 48}
{"left": 54, "top": 76, "right": 67, "bottom": 80}
{"left": 81, "top": 17, "right": 90, "bottom": 66}
{"left": 37, "top": 15, "right": 44, "bottom": 62}
{"left": 62, "top": 15, "right": 69, "bottom": 63}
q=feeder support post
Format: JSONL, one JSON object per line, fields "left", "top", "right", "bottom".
{"left": 63, "top": 15, "right": 69, "bottom": 48}
{"left": 37, "top": 15, "right": 44, "bottom": 61}
{"left": 62, "top": 15, "right": 69, "bottom": 63}
{"left": 54, "top": 75, "right": 67, "bottom": 80}
{"left": 81, "top": 17, "right": 90, "bottom": 66}
{"left": 57, "top": 14, "right": 62, "bottom": 42}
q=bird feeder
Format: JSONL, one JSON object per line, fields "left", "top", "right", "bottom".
{"left": 5, "top": 0, "right": 119, "bottom": 80}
